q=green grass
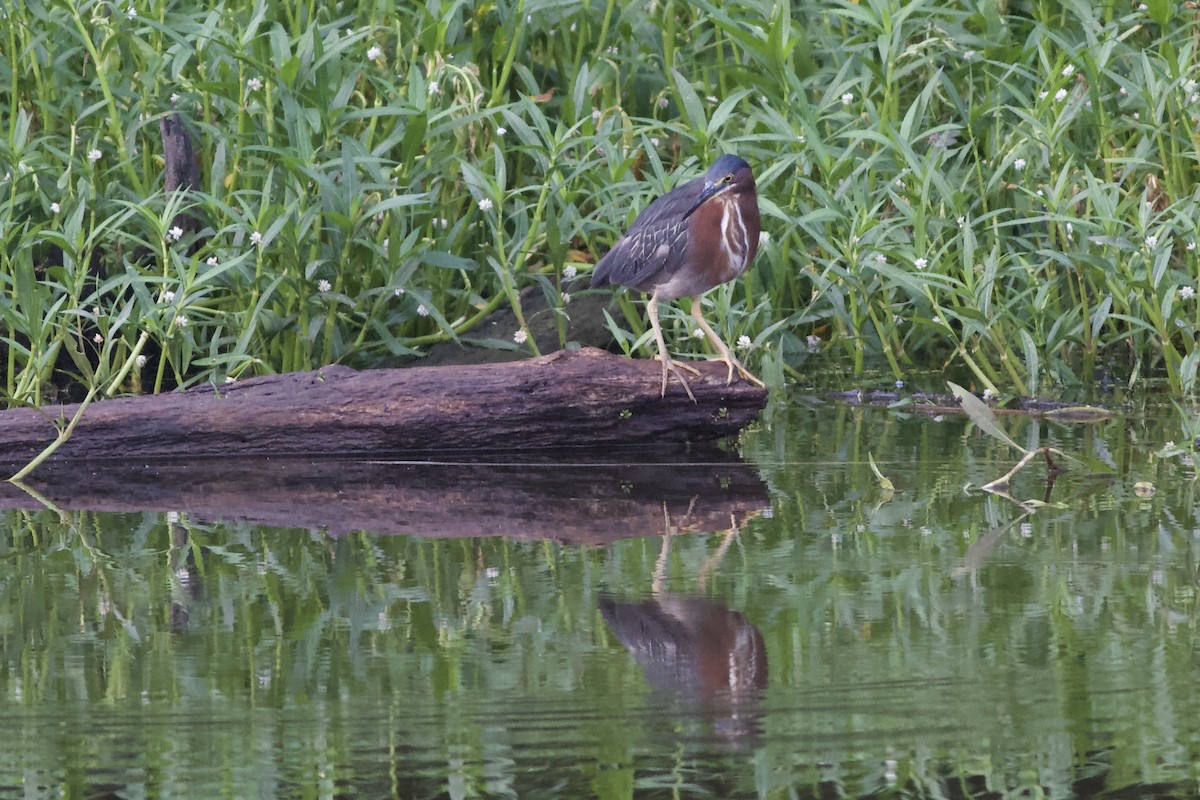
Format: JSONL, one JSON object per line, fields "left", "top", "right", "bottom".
{"left": 1, "top": 0, "right": 1198, "bottom": 406}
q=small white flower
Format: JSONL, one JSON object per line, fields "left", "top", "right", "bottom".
{"left": 657, "top": 97, "right": 669, "bottom": 109}
{"left": 250, "top": 230, "right": 262, "bottom": 246}
{"left": 174, "top": 315, "right": 189, "bottom": 328}
{"left": 894, "top": 379, "right": 904, "bottom": 389}
{"left": 50, "top": 202, "right": 60, "bottom": 214}
{"left": 913, "top": 257, "right": 928, "bottom": 270}
{"left": 705, "top": 95, "right": 718, "bottom": 103}
{"left": 1062, "top": 64, "right": 1076, "bottom": 77}
{"left": 983, "top": 387, "right": 997, "bottom": 401}
{"left": 367, "top": 45, "right": 382, "bottom": 61}
{"left": 1138, "top": 2, "right": 1148, "bottom": 9}
{"left": 591, "top": 108, "right": 602, "bottom": 123}
{"left": 650, "top": 137, "right": 660, "bottom": 147}
{"left": 166, "top": 225, "right": 184, "bottom": 242}
{"left": 1065, "top": 222, "right": 1074, "bottom": 240}
{"left": 1188, "top": 241, "right": 1197, "bottom": 251}
{"left": 161, "top": 290, "right": 176, "bottom": 303}
{"left": 874, "top": 253, "right": 887, "bottom": 263}
{"left": 570, "top": 22, "right": 577, "bottom": 32}
{"left": 225, "top": 376, "right": 237, "bottom": 384}
{"left": 434, "top": 217, "right": 447, "bottom": 229}
{"left": 1145, "top": 234, "right": 1158, "bottom": 248}
{"left": 126, "top": 6, "right": 137, "bottom": 19}
{"left": 495, "top": 126, "right": 507, "bottom": 136}
{"left": 1119, "top": 86, "right": 1128, "bottom": 96}
{"left": 562, "top": 265, "right": 578, "bottom": 280}
{"left": 394, "top": 287, "right": 405, "bottom": 296}
{"left": 514, "top": 329, "right": 528, "bottom": 344}
{"left": 607, "top": 46, "right": 619, "bottom": 56}
{"left": 318, "top": 279, "right": 332, "bottom": 293}
{"left": 561, "top": 292, "right": 571, "bottom": 304}
{"left": 170, "top": 92, "right": 180, "bottom": 104}
{"left": 206, "top": 256, "right": 218, "bottom": 266}
{"left": 1132, "top": 112, "right": 1139, "bottom": 120}
{"left": 477, "top": 197, "right": 493, "bottom": 212}
{"left": 1185, "top": 80, "right": 1197, "bottom": 93}
{"left": 88, "top": 148, "right": 102, "bottom": 162}
{"left": 736, "top": 335, "right": 752, "bottom": 350}
{"left": 246, "top": 77, "right": 263, "bottom": 92}
{"left": 693, "top": 328, "right": 705, "bottom": 339}
{"left": 1180, "top": 286, "right": 1195, "bottom": 300}
{"left": 1013, "top": 158, "right": 1027, "bottom": 170}
{"left": 759, "top": 231, "right": 770, "bottom": 247}
{"left": 1039, "top": 91, "right": 1049, "bottom": 100}
{"left": 956, "top": 216, "right": 966, "bottom": 228}
{"left": 841, "top": 92, "right": 854, "bottom": 105}
{"left": 806, "top": 334, "right": 821, "bottom": 348}
{"left": 427, "top": 82, "right": 439, "bottom": 95}
{"left": 417, "top": 304, "right": 429, "bottom": 317}
{"left": 93, "top": 333, "right": 103, "bottom": 344}
{"left": 1054, "top": 88, "right": 1068, "bottom": 102}
{"left": 963, "top": 50, "right": 976, "bottom": 61}
{"left": 135, "top": 354, "right": 147, "bottom": 368}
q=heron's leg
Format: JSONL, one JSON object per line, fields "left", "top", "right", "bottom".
{"left": 690, "top": 297, "right": 766, "bottom": 388}
{"left": 647, "top": 293, "right": 698, "bottom": 401}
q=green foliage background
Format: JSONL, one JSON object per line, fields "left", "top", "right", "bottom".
{"left": 1, "top": 0, "right": 1199, "bottom": 404}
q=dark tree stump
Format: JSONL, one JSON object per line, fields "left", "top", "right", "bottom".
{"left": 0, "top": 348, "right": 767, "bottom": 465}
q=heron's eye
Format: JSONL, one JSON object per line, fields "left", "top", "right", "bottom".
{"left": 722, "top": 173, "right": 734, "bottom": 184}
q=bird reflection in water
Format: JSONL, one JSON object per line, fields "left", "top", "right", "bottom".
{"left": 599, "top": 516, "right": 767, "bottom": 743}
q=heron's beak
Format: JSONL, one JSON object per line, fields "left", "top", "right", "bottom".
{"left": 682, "top": 181, "right": 726, "bottom": 220}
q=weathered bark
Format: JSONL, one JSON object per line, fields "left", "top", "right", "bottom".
{"left": 159, "top": 110, "right": 203, "bottom": 239}
{"left": 0, "top": 348, "right": 766, "bottom": 465}
{"left": 0, "top": 453, "right": 768, "bottom": 544}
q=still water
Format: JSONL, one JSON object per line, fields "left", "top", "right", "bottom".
{"left": 0, "top": 398, "right": 1198, "bottom": 799}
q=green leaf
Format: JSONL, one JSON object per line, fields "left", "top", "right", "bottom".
{"left": 670, "top": 68, "right": 707, "bottom": 134}
{"left": 1145, "top": 0, "right": 1169, "bottom": 26}
{"left": 947, "top": 381, "right": 1027, "bottom": 454}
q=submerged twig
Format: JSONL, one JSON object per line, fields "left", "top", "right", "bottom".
{"left": 981, "top": 446, "right": 1066, "bottom": 494}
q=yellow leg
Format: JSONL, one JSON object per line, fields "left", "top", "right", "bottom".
{"left": 690, "top": 297, "right": 765, "bottom": 388}
{"left": 647, "top": 293, "right": 699, "bottom": 401}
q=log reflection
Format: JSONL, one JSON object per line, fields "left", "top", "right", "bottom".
{"left": 0, "top": 447, "right": 769, "bottom": 545}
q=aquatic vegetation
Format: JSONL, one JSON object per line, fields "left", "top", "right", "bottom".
{"left": 1, "top": 0, "right": 1198, "bottom": 403}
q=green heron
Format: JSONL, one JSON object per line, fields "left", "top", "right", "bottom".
{"left": 591, "top": 153, "right": 765, "bottom": 400}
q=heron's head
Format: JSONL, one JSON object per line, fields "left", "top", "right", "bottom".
{"left": 684, "top": 155, "right": 756, "bottom": 219}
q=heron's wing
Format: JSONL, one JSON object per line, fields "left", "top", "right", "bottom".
{"left": 590, "top": 176, "right": 703, "bottom": 290}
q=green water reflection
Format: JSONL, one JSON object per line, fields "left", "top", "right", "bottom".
{"left": 1, "top": 401, "right": 1199, "bottom": 798}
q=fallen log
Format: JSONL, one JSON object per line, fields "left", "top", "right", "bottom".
{"left": 0, "top": 348, "right": 767, "bottom": 467}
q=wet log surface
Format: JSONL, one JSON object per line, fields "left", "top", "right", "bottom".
{"left": 0, "top": 348, "right": 767, "bottom": 465}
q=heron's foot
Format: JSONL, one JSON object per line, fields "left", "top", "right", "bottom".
{"left": 717, "top": 355, "right": 766, "bottom": 389}
{"left": 653, "top": 355, "right": 700, "bottom": 402}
